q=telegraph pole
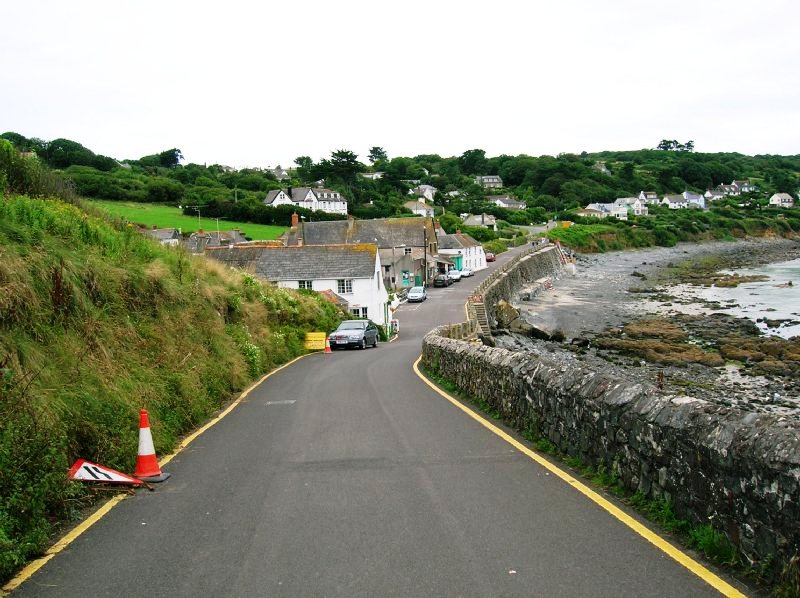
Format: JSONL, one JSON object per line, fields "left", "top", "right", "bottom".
{"left": 423, "top": 220, "right": 428, "bottom": 286}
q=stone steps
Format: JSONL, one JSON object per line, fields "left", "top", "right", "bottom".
{"left": 472, "top": 302, "right": 489, "bottom": 333}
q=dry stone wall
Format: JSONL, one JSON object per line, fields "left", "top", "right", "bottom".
{"left": 422, "top": 249, "right": 800, "bottom": 571}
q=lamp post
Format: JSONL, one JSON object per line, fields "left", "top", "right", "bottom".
{"left": 178, "top": 205, "right": 202, "bottom": 231}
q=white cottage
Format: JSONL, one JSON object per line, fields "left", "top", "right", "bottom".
{"left": 205, "top": 243, "right": 390, "bottom": 325}
{"left": 265, "top": 187, "right": 348, "bottom": 215}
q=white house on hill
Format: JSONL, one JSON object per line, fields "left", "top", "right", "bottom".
{"left": 769, "top": 193, "right": 795, "bottom": 208}
{"left": 264, "top": 187, "right": 348, "bottom": 215}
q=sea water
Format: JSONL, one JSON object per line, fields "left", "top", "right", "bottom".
{"left": 670, "top": 257, "right": 800, "bottom": 339}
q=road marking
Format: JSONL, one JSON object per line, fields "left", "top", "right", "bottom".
{"left": 264, "top": 400, "right": 296, "bottom": 406}
{"left": 2, "top": 495, "right": 127, "bottom": 592}
{"left": 3, "top": 353, "right": 311, "bottom": 593}
{"left": 412, "top": 356, "right": 747, "bottom": 598}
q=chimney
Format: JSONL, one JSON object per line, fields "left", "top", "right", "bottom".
{"left": 291, "top": 212, "right": 299, "bottom": 227}
{"left": 287, "top": 186, "right": 293, "bottom": 199}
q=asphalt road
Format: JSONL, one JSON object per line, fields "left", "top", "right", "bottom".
{"left": 13, "top": 246, "right": 749, "bottom": 597}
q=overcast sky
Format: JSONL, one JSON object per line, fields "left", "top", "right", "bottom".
{"left": 1, "top": 1, "right": 798, "bottom": 169}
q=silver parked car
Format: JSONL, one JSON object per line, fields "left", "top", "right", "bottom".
{"left": 328, "top": 320, "right": 379, "bottom": 350}
{"left": 407, "top": 286, "right": 427, "bottom": 302}
{"left": 460, "top": 268, "right": 473, "bottom": 277}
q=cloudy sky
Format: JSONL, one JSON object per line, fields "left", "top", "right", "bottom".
{"left": 1, "top": 0, "right": 797, "bottom": 169}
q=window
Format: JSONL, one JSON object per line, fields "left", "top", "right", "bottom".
{"left": 337, "top": 279, "right": 353, "bottom": 294}
{"left": 404, "top": 247, "right": 412, "bottom": 255}
{"left": 351, "top": 307, "right": 368, "bottom": 318}
{"left": 298, "top": 280, "right": 312, "bottom": 290}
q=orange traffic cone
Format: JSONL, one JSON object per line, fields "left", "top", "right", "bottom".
{"left": 324, "top": 336, "right": 332, "bottom": 354}
{"left": 133, "top": 409, "right": 171, "bottom": 482}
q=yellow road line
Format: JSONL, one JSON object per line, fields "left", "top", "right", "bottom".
{"left": 2, "top": 494, "right": 126, "bottom": 593}
{"left": 3, "top": 353, "right": 311, "bottom": 593}
{"left": 412, "top": 356, "right": 747, "bottom": 598}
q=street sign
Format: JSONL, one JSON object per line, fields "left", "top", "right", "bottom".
{"left": 68, "top": 459, "right": 144, "bottom": 485}
{"left": 304, "top": 331, "right": 327, "bottom": 350}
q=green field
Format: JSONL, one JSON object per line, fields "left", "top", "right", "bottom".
{"left": 88, "top": 200, "right": 287, "bottom": 241}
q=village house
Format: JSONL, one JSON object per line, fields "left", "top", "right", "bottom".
{"left": 732, "top": 179, "right": 757, "bottom": 194}
{"left": 585, "top": 203, "right": 629, "bottom": 220}
{"left": 704, "top": 189, "right": 726, "bottom": 202}
{"left": 614, "top": 197, "right": 649, "bottom": 216}
{"left": 489, "top": 195, "right": 526, "bottom": 210}
{"left": 662, "top": 195, "right": 689, "bottom": 209}
{"left": 264, "top": 187, "right": 348, "bottom": 215}
{"left": 474, "top": 175, "right": 503, "bottom": 189}
{"left": 410, "top": 184, "right": 438, "bottom": 202}
{"left": 682, "top": 191, "right": 705, "bottom": 209}
{"left": 574, "top": 207, "right": 606, "bottom": 219}
{"left": 185, "top": 229, "right": 249, "bottom": 253}
{"left": 285, "top": 215, "right": 444, "bottom": 290}
{"left": 205, "top": 243, "right": 391, "bottom": 326}
{"left": 769, "top": 193, "right": 796, "bottom": 208}
{"left": 461, "top": 213, "right": 498, "bottom": 230}
{"left": 403, "top": 199, "right": 434, "bottom": 218}
{"left": 437, "top": 232, "right": 488, "bottom": 273}
{"left": 269, "top": 166, "right": 290, "bottom": 180}
{"left": 712, "top": 179, "right": 757, "bottom": 197}
{"left": 142, "top": 226, "right": 181, "bottom": 246}
{"left": 638, "top": 191, "right": 660, "bottom": 204}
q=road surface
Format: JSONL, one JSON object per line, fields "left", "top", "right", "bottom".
{"left": 12, "top": 246, "right": 749, "bottom": 597}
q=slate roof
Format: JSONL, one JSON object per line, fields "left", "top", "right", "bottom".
{"left": 437, "top": 233, "right": 481, "bottom": 250}
{"left": 462, "top": 213, "right": 496, "bottom": 227}
{"left": 205, "top": 244, "right": 377, "bottom": 281}
{"left": 265, "top": 189, "right": 283, "bottom": 204}
{"left": 143, "top": 228, "right": 181, "bottom": 242}
{"left": 301, "top": 217, "right": 433, "bottom": 248}
{"left": 403, "top": 200, "right": 431, "bottom": 212}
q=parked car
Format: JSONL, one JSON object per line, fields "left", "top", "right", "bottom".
{"left": 407, "top": 286, "right": 427, "bottom": 302}
{"left": 460, "top": 268, "right": 473, "bottom": 277}
{"left": 328, "top": 320, "right": 379, "bottom": 349}
{"left": 485, "top": 252, "right": 496, "bottom": 262}
{"left": 447, "top": 269, "right": 462, "bottom": 282}
{"left": 433, "top": 273, "right": 452, "bottom": 287}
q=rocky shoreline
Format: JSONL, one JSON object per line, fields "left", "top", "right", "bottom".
{"left": 492, "top": 238, "right": 800, "bottom": 416}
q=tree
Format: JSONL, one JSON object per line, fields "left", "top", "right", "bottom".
{"left": 458, "top": 149, "right": 487, "bottom": 176}
{"left": 367, "top": 146, "right": 387, "bottom": 164}
{"left": 657, "top": 139, "right": 678, "bottom": 151}
{"left": 158, "top": 148, "right": 183, "bottom": 168}
{"left": 293, "top": 156, "right": 317, "bottom": 184}
{"left": 318, "top": 149, "right": 365, "bottom": 186}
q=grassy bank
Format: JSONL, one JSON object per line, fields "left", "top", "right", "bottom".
{"left": 0, "top": 194, "right": 344, "bottom": 581}
{"left": 89, "top": 200, "right": 287, "bottom": 239}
